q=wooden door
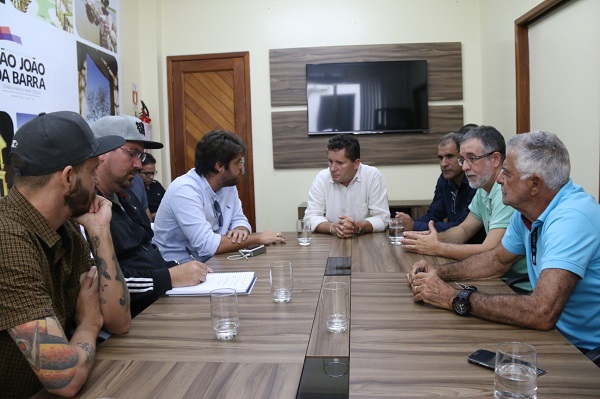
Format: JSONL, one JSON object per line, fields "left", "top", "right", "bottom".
{"left": 167, "top": 52, "right": 255, "bottom": 229}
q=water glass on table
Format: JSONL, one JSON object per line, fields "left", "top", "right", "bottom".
{"left": 297, "top": 219, "right": 312, "bottom": 246}
{"left": 494, "top": 342, "right": 538, "bottom": 399}
{"left": 270, "top": 261, "right": 293, "bottom": 303}
{"left": 388, "top": 218, "right": 404, "bottom": 245}
{"left": 210, "top": 288, "right": 239, "bottom": 340}
{"left": 322, "top": 281, "right": 349, "bottom": 333}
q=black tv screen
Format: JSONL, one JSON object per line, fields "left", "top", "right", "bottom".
{"left": 306, "top": 60, "right": 428, "bottom": 135}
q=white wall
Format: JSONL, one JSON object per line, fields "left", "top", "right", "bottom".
{"left": 528, "top": 0, "right": 600, "bottom": 198}
{"left": 120, "top": 0, "right": 489, "bottom": 232}
{"left": 479, "top": 0, "right": 600, "bottom": 198}
{"left": 478, "top": 0, "right": 540, "bottom": 137}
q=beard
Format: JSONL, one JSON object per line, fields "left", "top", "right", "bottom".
{"left": 65, "top": 177, "right": 95, "bottom": 217}
{"left": 467, "top": 168, "right": 494, "bottom": 190}
{"left": 221, "top": 169, "right": 239, "bottom": 187}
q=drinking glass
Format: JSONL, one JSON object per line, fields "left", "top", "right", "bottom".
{"left": 297, "top": 219, "right": 312, "bottom": 246}
{"left": 494, "top": 342, "right": 537, "bottom": 399}
{"left": 388, "top": 218, "right": 404, "bottom": 245}
{"left": 322, "top": 282, "right": 349, "bottom": 333}
{"left": 210, "top": 288, "right": 239, "bottom": 340}
{"left": 270, "top": 261, "right": 293, "bottom": 303}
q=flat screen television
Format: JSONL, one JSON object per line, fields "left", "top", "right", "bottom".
{"left": 306, "top": 60, "right": 428, "bottom": 135}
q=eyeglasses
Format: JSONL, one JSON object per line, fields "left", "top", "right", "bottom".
{"left": 457, "top": 151, "right": 496, "bottom": 166}
{"left": 120, "top": 147, "right": 147, "bottom": 162}
{"left": 141, "top": 171, "right": 158, "bottom": 178}
{"left": 213, "top": 200, "right": 223, "bottom": 228}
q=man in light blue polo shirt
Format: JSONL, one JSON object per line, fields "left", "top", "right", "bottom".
{"left": 407, "top": 131, "right": 600, "bottom": 361}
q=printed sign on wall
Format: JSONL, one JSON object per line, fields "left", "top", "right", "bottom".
{"left": 0, "top": 0, "right": 121, "bottom": 195}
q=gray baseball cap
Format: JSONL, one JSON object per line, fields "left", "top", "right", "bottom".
{"left": 10, "top": 111, "right": 125, "bottom": 176}
{"left": 91, "top": 115, "right": 164, "bottom": 149}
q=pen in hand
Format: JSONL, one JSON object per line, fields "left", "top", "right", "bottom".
{"left": 186, "top": 247, "right": 198, "bottom": 261}
{"left": 185, "top": 247, "right": 213, "bottom": 273}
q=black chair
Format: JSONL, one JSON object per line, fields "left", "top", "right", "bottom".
{"left": 504, "top": 273, "right": 532, "bottom": 295}
{"left": 584, "top": 346, "right": 600, "bottom": 367}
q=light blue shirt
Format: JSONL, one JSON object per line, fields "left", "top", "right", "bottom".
{"left": 153, "top": 169, "right": 252, "bottom": 263}
{"left": 502, "top": 180, "right": 600, "bottom": 350}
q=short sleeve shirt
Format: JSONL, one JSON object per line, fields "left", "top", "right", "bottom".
{"left": 468, "top": 181, "right": 514, "bottom": 233}
{"left": 0, "top": 189, "right": 92, "bottom": 398}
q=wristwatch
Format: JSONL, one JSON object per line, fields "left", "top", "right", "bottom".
{"left": 452, "top": 285, "right": 477, "bottom": 316}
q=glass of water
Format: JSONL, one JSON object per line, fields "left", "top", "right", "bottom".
{"left": 297, "top": 219, "right": 312, "bottom": 246}
{"left": 388, "top": 218, "right": 404, "bottom": 245}
{"left": 322, "top": 281, "right": 349, "bottom": 333}
{"left": 210, "top": 288, "right": 239, "bottom": 340}
{"left": 494, "top": 342, "right": 537, "bottom": 399}
{"left": 270, "top": 261, "right": 293, "bottom": 303}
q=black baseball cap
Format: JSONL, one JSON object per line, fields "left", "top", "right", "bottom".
{"left": 10, "top": 111, "right": 125, "bottom": 176}
{"left": 91, "top": 115, "right": 164, "bottom": 149}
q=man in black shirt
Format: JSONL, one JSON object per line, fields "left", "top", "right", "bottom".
{"left": 92, "top": 115, "right": 211, "bottom": 317}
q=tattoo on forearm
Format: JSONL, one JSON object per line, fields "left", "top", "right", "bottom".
{"left": 90, "top": 235, "right": 100, "bottom": 252}
{"left": 114, "top": 253, "right": 130, "bottom": 308}
{"left": 9, "top": 319, "right": 80, "bottom": 389}
{"left": 77, "top": 342, "right": 95, "bottom": 364}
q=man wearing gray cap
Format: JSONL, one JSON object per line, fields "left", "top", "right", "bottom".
{"left": 92, "top": 115, "right": 211, "bottom": 318}
{"left": 0, "top": 111, "right": 131, "bottom": 398}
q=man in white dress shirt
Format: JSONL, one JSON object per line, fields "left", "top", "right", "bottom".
{"left": 304, "top": 134, "right": 390, "bottom": 238}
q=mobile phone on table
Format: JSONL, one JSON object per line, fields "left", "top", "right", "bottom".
{"left": 467, "top": 349, "right": 547, "bottom": 376}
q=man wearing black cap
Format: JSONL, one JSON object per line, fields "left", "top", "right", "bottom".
{"left": 92, "top": 115, "right": 211, "bottom": 318}
{"left": 0, "top": 111, "right": 131, "bottom": 398}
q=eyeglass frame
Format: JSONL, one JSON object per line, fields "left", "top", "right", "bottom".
{"left": 119, "top": 147, "right": 147, "bottom": 162}
{"left": 140, "top": 170, "right": 158, "bottom": 178}
{"left": 457, "top": 151, "right": 496, "bottom": 167}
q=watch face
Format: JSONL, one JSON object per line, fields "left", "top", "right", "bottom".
{"left": 452, "top": 289, "right": 474, "bottom": 316}
{"left": 453, "top": 298, "right": 469, "bottom": 315}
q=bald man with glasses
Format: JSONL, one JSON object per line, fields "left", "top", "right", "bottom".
{"left": 402, "top": 125, "right": 530, "bottom": 291}
{"left": 92, "top": 115, "right": 210, "bottom": 317}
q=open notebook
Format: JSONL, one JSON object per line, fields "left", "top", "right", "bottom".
{"left": 165, "top": 271, "right": 256, "bottom": 296}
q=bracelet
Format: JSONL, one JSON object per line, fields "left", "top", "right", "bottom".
{"left": 329, "top": 223, "right": 335, "bottom": 235}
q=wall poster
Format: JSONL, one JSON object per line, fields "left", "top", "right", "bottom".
{"left": 0, "top": 0, "right": 121, "bottom": 196}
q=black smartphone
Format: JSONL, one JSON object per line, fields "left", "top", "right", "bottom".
{"left": 467, "top": 349, "right": 547, "bottom": 376}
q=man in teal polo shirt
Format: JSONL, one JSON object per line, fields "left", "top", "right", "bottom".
{"left": 402, "top": 125, "right": 529, "bottom": 291}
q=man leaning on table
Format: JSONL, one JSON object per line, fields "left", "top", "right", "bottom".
{"left": 402, "top": 126, "right": 529, "bottom": 290}
{"left": 407, "top": 131, "right": 600, "bottom": 365}
{"left": 92, "top": 115, "right": 211, "bottom": 318}
{"left": 153, "top": 129, "right": 286, "bottom": 264}
{"left": 304, "top": 134, "right": 390, "bottom": 238}
{"left": 0, "top": 111, "right": 131, "bottom": 398}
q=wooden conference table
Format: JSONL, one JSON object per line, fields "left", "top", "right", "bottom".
{"left": 32, "top": 232, "right": 599, "bottom": 398}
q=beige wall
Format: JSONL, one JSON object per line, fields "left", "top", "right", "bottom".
{"left": 120, "top": 0, "right": 598, "bottom": 231}
{"left": 528, "top": 0, "right": 600, "bottom": 198}
{"left": 479, "top": 0, "right": 600, "bottom": 198}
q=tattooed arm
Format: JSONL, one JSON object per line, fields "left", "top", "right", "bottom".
{"left": 9, "top": 267, "right": 103, "bottom": 397}
{"left": 74, "top": 195, "right": 131, "bottom": 334}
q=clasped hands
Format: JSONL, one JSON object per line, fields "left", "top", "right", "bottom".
{"left": 333, "top": 215, "right": 360, "bottom": 238}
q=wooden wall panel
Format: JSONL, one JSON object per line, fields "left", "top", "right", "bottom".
{"left": 269, "top": 43, "right": 463, "bottom": 169}
{"left": 270, "top": 42, "right": 462, "bottom": 106}
{"left": 272, "top": 105, "right": 462, "bottom": 169}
